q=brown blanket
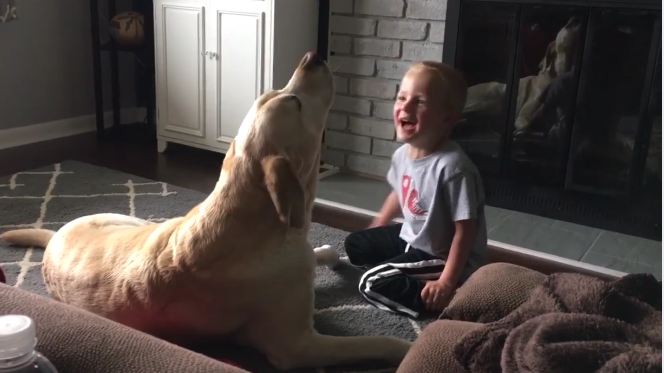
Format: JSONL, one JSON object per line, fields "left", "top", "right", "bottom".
{"left": 455, "top": 273, "right": 661, "bottom": 373}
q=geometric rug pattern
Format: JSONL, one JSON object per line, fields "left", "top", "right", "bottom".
{"left": 0, "top": 161, "right": 432, "bottom": 372}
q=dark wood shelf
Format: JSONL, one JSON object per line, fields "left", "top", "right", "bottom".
{"left": 89, "top": 0, "right": 155, "bottom": 140}
{"left": 100, "top": 40, "right": 146, "bottom": 53}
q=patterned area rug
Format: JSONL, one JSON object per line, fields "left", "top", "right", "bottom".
{"left": 0, "top": 161, "right": 432, "bottom": 372}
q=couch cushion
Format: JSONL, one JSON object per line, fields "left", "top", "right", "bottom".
{"left": 397, "top": 320, "right": 481, "bottom": 373}
{"left": 440, "top": 262, "right": 546, "bottom": 323}
{"left": 0, "top": 283, "right": 248, "bottom": 373}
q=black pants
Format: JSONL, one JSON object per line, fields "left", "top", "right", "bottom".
{"left": 344, "top": 224, "right": 445, "bottom": 318}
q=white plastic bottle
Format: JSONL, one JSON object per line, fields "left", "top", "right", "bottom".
{"left": 0, "top": 315, "right": 58, "bottom": 373}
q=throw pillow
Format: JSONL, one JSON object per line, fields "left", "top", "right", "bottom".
{"left": 440, "top": 262, "right": 546, "bottom": 323}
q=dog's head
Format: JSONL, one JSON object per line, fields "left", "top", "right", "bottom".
{"left": 227, "top": 52, "right": 334, "bottom": 228}
{"left": 540, "top": 16, "right": 582, "bottom": 77}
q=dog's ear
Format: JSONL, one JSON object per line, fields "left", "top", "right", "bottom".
{"left": 539, "top": 41, "right": 557, "bottom": 73}
{"left": 261, "top": 155, "right": 305, "bottom": 228}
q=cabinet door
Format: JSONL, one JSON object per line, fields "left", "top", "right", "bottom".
{"left": 154, "top": 0, "right": 207, "bottom": 145}
{"left": 207, "top": 0, "right": 268, "bottom": 144}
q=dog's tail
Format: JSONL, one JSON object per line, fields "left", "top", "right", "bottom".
{"left": 0, "top": 229, "right": 55, "bottom": 248}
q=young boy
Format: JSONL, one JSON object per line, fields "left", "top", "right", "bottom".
{"left": 344, "top": 61, "right": 487, "bottom": 318}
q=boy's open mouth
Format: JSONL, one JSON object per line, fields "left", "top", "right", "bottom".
{"left": 399, "top": 119, "right": 417, "bottom": 131}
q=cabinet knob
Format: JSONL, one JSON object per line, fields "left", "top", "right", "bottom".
{"left": 202, "top": 51, "right": 218, "bottom": 60}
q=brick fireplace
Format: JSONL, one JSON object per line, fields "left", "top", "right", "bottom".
{"left": 323, "top": 0, "right": 661, "bottom": 239}
{"left": 324, "top": 0, "right": 446, "bottom": 177}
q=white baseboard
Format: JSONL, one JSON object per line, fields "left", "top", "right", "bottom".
{"left": 0, "top": 108, "right": 147, "bottom": 150}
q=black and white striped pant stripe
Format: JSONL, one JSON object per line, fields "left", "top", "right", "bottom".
{"left": 358, "top": 249, "right": 445, "bottom": 318}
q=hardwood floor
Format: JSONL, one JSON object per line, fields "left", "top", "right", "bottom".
{"left": 0, "top": 132, "right": 223, "bottom": 194}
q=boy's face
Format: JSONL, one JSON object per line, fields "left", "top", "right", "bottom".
{"left": 393, "top": 69, "right": 455, "bottom": 150}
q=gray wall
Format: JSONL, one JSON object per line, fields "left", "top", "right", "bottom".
{"left": 0, "top": 0, "right": 135, "bottom": 130}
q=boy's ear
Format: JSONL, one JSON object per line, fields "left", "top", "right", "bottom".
{"left": 261, "top": 155, "right": 305, "bottom": 228}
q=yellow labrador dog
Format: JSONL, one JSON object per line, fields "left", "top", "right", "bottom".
{"left": 464, "top": 16, "right": 582, "bottom": 132}
{"left": 0, "top": 52, "right": 410, "bottom": 370}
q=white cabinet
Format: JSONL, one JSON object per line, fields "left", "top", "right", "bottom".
{"left": 153, "top": 0, "right": 319, "bottom": 153}
{"left": 154, "top": 1, "right": 207, "bottom": 150}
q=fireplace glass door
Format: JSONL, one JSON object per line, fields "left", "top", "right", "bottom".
{"left": 452, "top": 1, "right": 660, "bottom": 196}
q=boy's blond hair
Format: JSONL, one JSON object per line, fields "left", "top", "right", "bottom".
{"left": 407, "top": 61, "right": 467, "bottom": 115}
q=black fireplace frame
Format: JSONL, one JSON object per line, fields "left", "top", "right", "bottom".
{"left": 444, "top": 0, "right": 662, "bottom": 66}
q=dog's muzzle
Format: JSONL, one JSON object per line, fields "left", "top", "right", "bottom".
{"left": 300, "top": 51, "right": 325, "bottom": 70}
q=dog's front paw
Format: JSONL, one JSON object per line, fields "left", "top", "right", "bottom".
{"left": 313, "top": 244, "right": 340, "bottom": 269}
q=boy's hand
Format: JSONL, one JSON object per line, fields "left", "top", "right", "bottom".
{"left": 420, "top": 279, "right": 454, "bottom": 312}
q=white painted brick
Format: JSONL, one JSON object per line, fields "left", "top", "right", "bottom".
{"left": 322, "top": 148, "right": 346, "bottom": 166}
{"left": 355, "top": 0, "right": 404, "bottom": 17}
{"left": 330, "top": 0, "right": 353, "bottom": 14}
{"left": 347, "top": 154, "right": 391, "bottom": 177}
{"left": 330, "top": 35, "right": 352, "bottom": 54}
{"left": 330, "top": 16, "right": 376, "bottom": 36}
{"left": 349, "top": 78, "right": 398, "bottom": 100}
{"left": 373, "top": 138, "right": 402, "bottom": 157}
{"left": 333, "top": 94, "right": 372, "bottom": 115}
{"left": 353, "top": 38, "right": 401, "bottom": 58}
{"left": 327, "top": 0, "right": 454, "bottom": 170}
{"left": 377, "top": 20, "right": 427, "bottom": 40}
{"left": 327, "top": 112, "right": 348, "bottom": 130}
{"left": 402, "top": 41, "right": 444, "bottom": 61}
{"left": 373, "top": 100, "right": 394, "bottom": 120}
{"left": 376, "top": 59, "right": 412, "bottom": 79}
{"left": 406, "top": 0, "right": 447, "bottom": 20}
{"left": 329, "top": 55, "right": 375, "bottom": 76}
{"left": 325, "top": 130, "right": 371, "bottom": 154}
{"left": 349, "top": 116, "right": 395, "bottom": 140}
{"left": 429, "top": 21, "right": 445, "bottom": 43}
{"left": 334, "top": 75, "right": 349, "bottom": 93}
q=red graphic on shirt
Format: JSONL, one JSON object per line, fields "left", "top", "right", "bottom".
{"left": 401, "top": 176, "right": 411, "bottom": 205}
{"left": 401, "top": 175, "right": 426, "bottom": 216}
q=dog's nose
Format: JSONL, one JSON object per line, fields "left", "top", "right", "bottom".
{"left": 301, "top": 51, "right": 325, "bottom": 68}
{"left": 567, "top": 16, "right": 581, "bottom": 27}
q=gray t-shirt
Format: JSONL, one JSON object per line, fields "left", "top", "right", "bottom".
{"left": 387, "top": 141, "right": 487, "bottom": 276}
